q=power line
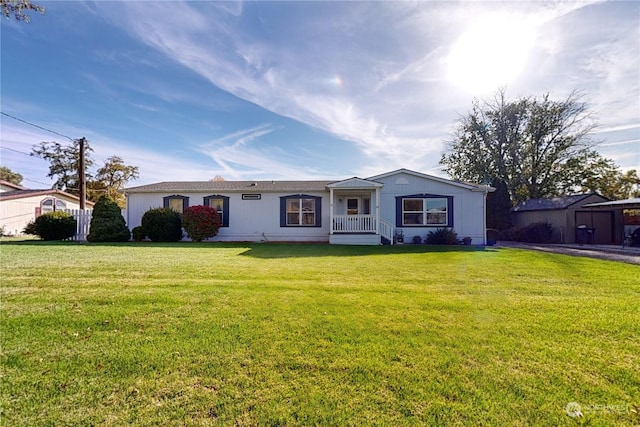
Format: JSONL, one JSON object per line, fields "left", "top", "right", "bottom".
{"left": 0, "top": 146, "right": 31, "bottom": 156}
{"left": 1, "top": 111, "right": 74, "bottom": 142}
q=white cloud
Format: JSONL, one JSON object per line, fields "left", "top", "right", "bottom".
{"left": 89, "top": 1, "right": 639, "bottom": 178}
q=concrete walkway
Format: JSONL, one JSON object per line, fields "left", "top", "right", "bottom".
{"left": 497, "top": 241, "right": 640, "bottom": 265}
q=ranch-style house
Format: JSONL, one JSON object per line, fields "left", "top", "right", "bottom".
{"left": 124, "top": 169, "right": 494, "bottom": 245}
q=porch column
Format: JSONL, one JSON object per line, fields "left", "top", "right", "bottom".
{"left": 375, "top": 187, "right": 380, "bottom": 234}
{"left": 329, "top": 187, "right": 334, "bottom": 235}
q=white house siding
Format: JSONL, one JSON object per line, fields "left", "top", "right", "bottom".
{"left": 126, "top": 191, "right": 332, "bottom": 242}
{"left": 0, "top": 195, "right": 84, "bottom": 236}
{"left": 371, "top": 172, "right": 488, "bottom": 244}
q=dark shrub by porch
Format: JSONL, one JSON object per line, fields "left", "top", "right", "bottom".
{"left": 182, "top": 205, "right": 222, "bottom": 242}
{"left": 141, "top": 208, "right": 182, "bottom": 242}
{"left": 87, "top": 196, "right": 130, "bottom": 242}
{"left": 425, "top": 228, "right": 459, "bottom": 245}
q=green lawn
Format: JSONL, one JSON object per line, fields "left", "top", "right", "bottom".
{"left": 1, "top": 241, "right": 638, "bottom": 426}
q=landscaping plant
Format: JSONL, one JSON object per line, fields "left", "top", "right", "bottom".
{"left": 140, "top": 208, "right": 182, "bottom": 242}
{"left": 30, "top": 211, "right": 77, "bottom": 240}
{"left": 181, "top": 205, "right": 222, "bottom": 242}
{"left": 87, "top": 195, "right": 131, "bottom": 242}
{"left": 425, "top": 227, "right": 459, "bottom": 245}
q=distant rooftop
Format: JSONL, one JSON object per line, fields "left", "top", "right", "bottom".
{"left": 512, "top": 194, "right": 606, "bottom": 212}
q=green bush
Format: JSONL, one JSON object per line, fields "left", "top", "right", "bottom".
{"left": 182, "top": 205, "right": 221, "bottom": 242}
{"left": 23, "top": 221, "right": 37, "bottom": 236}
{"left": 425, "top": 227, "right": 459, "bottom": 245}
{"left": 500, "top": 222, "right": 554, "bottom": 244}
{"left": 132, "top": 226, "right": 146, "bottom": 242}
{"left": 141, "top": 208, "right": 182, "bottom": 242}
{"left": 33, "top": 211, "right": 77, "bottom": 240}
{"left": 87, "top": 196, "right": 131, "bottom": 242}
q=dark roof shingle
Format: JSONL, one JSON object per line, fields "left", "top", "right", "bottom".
{"left": 125, "top": 180, "right": 334, "bottom": 193}
{"left": 512, "top": 194, "right": 603, "bottom": 212}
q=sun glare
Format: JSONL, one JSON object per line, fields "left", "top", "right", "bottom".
{"left": 447, "top": 13, "right": 536, "bottom": 94}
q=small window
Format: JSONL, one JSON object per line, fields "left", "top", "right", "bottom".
{"left": 41, "top": 198, "right": 66, "bottom": 213}
{"left": 203, "top": 195, "right": 229, "bottom": 227}
{"left": 163, "top": 195, "right": 189, "bottom": 214}
{"left": 280, "top": 195, "right": 322, "bottom": 227}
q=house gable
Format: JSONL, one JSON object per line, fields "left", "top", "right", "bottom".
{"left": 327, "top": 177, "right": 383, "bottom": 189}
{"left": 368, "top": 168, "right": 492, "bottom": 193}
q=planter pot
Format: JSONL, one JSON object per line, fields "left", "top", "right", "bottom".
{"left": 412, "top": 236, "right": 422, "bottom": 244}
{"left": 462, "top": 237, "right": 472, "bottom": 245}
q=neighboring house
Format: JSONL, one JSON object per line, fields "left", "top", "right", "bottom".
{"left": 0, "top": 180, "right": 94, "bottom": 236}
{"left": 511, "top": 193, "right": 622, "bottom": 244}
{"left": 124, "top": 169, "right": 494, "bottom": 245}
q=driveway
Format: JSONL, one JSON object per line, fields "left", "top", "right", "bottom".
{"left": 497, "top": 242, "right": 640, "bottom": 265}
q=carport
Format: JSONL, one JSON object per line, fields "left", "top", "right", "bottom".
{"left": 582, "top": 198, "right": 640, "bottom": 247}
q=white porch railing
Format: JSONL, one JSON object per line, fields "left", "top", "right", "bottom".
{"left": 333, "top": 214, "right": 376, "bottom": 233}
{"left": 380, "top": 219, "right": 394, "bottom": 245}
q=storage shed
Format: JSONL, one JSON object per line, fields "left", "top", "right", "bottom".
{"left": 511, "top": 193, "right": 622, "bottom": 244}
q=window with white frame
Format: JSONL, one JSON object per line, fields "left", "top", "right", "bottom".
{"left": 41, "top": 198, "right": 67, "bottom": 213}
{"left": 399, "top": 196, "right": 451, "bottom": 227}
{"left": 280, "top": 195, "right": 322, "bottom": 227}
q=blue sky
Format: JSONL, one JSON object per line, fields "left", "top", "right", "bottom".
{"left": 1, "top": 1, "right": 639, "bottom": 188}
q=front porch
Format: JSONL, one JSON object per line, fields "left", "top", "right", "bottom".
{"left": 327, "top": 177, "right": 393, "bottom": 245}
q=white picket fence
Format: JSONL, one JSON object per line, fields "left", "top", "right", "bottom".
{"left": 65, "top": 209, "right": 93, "bottom": 241}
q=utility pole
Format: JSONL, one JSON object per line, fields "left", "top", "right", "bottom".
{"left": 78, "top": 137, "right": 86, "bottom": 210}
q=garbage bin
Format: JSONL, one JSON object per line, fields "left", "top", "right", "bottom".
{"left": 576, "top": 225, "right": 595, "bottom": 244}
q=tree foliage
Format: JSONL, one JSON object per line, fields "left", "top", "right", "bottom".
{"left": 561, "top": 158, "right": 640, "bottom": 200}
{"left": 440, "top": 90, "right": 608, "bottom": 204}
{"left": 486, "top": 179, "right": 512, "bottom": 231}
{"left": 90, "top": 156, "right": 139, "bottom": 207}
{"left": 1, "top": 0, "right": 44, "bottom": 22}
{"left": 0, "top": 166, "right": 23, "bottom": 185}
{"left": 31, "top": 140, "right": 138, "bottom": 204}
{"left": 87, "top": 195, "right": 131, "bottom": 242}
{"left": 31, "top": 140, "right": 94, "bottom": 196}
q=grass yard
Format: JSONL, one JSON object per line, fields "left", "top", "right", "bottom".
{"left": 1, "top": 241, "right": 638, "bottom": 426}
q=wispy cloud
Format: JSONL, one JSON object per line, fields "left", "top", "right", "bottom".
{"left": 45, "top": 0, "right": 636, "bottom": 179}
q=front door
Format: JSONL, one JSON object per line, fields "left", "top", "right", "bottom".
{"left": 347, "top": 198, "right": 359, "bottom": 215}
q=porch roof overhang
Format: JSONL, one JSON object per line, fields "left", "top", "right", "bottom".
{"left": 326, "top": 177, "right": 384, "bottom": 190}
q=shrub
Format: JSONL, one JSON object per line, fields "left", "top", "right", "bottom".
{"left": 87, "top": 195, "right": 131, "bottom": 242}
{"left": 522, "top": 222, "right": 554, "bottom": 243}
{"left": 23, "top": 221, "right": 37, "bottom": 235}
{"left": 33, "top": 211, "right": 77, "bottom": 240}
{"left": 132, "top": 226, "right": 146, "bottom": 242}
{"left": 141, "top": 208, "right": 182, "bottom": 242}
{"left": 425, "top": 227, "right": 459, "bottom": 245}
{"left": 500, "top": 222, "right": 554, "bottom": 244}
{"left": 182, "top": 205, "right": 222, "bottom": 242}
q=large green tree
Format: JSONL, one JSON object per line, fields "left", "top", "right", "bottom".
{"left": 1, "top": 0, "right": 44, "bottom": 22}
{"left": 0, "top": 166, "right": 23, "bottom": 185}
{"left": 440, "top": 90, "right": 608, "bottom": 205}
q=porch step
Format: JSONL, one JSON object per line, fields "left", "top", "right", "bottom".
{"left": 330, "top": 234, "right": 381, "bottom": 245}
